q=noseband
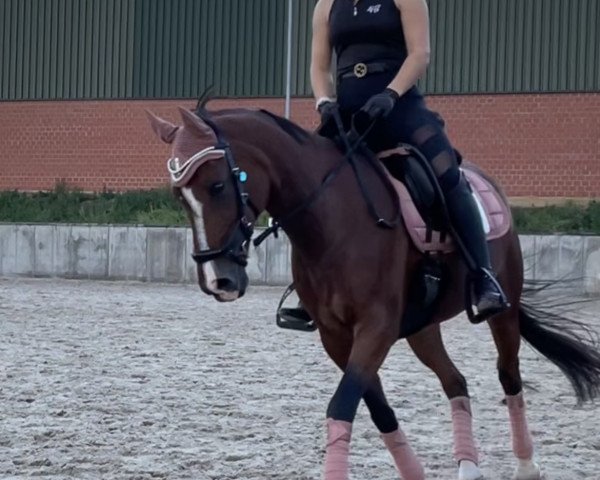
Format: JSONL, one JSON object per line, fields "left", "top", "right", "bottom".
{"left": 167, "top": 113, "right": 255, "bottom": 267}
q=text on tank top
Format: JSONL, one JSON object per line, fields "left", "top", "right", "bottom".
{"left": 329, "top": 0, "right": 408, "bottom": 71}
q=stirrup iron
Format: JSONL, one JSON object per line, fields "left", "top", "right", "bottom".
{"left": 276, "top": 284, "right": 317, "bottom": 332}
{"left": 465, "top": 268, "right": 510, "bottom": 324}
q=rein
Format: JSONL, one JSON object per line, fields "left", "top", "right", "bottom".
{"left": 252, "top": 153, "right": 350, "bottom": 246}
{"left": 253, "top": 110, "right": 401, "bottom": 247}
{"left": 334, "top": 111, "right": 401, "bottom": 230}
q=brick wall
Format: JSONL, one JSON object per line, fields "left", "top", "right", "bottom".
{"left": 1, "top": 93, "right": 598, "bottom": 197}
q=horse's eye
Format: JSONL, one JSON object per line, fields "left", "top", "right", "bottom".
{"left": 209, "top": 182, "right": 225, "bottom": 197}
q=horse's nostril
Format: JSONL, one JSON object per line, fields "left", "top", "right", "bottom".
{"left": 216, "top": 278, "right": 237, "bottom": 292}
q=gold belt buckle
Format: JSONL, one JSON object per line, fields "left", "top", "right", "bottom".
{"left": 353, "top": 62, "right": 368, "bottom": 78}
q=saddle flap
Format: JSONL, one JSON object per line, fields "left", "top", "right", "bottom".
{"left": 390, "top": 167, "right": 511, "bottom": 254}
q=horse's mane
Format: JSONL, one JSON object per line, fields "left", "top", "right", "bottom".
{"left": 194, "top": 87, "right": 214, "bottom": 120}
{"left": 193, "top": 88, "right": 311, "bottom": 146}
{"left": 257, "top": 109, "right": 310, "bottom": 145}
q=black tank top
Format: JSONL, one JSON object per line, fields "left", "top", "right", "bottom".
{"left": 329, "top": 0, "right": 408, "bottom": 71}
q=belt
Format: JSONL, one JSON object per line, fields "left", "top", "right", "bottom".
{"left": 337, "top": 61, "right": 395, "bottom": 80}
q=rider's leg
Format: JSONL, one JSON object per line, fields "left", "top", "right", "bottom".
{"left": 380, "top": 99, "right": 508, "bottom": 322}
{"left": 411, "top": 120, "right": 508, "bottom": 321}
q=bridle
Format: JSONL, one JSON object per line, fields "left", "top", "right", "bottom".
{"left": 167, "top": 109, "right": 400, "bottom": 267}
{"left": 167, "top": 113, "right": 258, "bottom": 267}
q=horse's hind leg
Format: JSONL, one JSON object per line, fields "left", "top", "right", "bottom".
{"left": 488, "top": 312, "right": 541, "bottom": 480}
{"left": 407, "top": 323, "right": 483, "bottom": 480}
{"left": 363, "top": 375, "right": 425, "bottom": 479}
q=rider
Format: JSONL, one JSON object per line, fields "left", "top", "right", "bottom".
{"left": 308, "top": 0, "right": 508, "bottom": 321}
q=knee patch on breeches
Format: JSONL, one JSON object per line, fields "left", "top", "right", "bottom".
{"left": 410, "top": 125, "right": 460, "bottom": 191}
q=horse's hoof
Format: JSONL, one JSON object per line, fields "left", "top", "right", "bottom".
{"left": 513, "top": 459, "right": 542, "bottom": 480}
{"left": 458, "top": 460, "right": 484, "bottom": 480}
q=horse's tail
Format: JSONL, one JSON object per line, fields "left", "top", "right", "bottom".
{"left": 519, "top": 280, "right": 600, "bottom": 403}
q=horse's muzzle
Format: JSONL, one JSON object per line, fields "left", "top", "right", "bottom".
{"left": 198, "top": 260, "right": 248, "bottom": 302}
{"left": 212, "top": 276, "right": 247, "bottom": 302}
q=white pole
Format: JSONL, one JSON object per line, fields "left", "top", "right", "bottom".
{"left": 284, "top": 0, "right": 293, "bottom": 119}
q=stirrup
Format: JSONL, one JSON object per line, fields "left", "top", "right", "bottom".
{"left": 465, "top": 268, "right": 510, "bottom": 324}
{"left": 276, "top": 284, "right": 317, "bottom": 332}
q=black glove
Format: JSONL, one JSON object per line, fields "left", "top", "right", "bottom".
{"left": 317, "top": 100, "right": 339, "bottom": 126}
{"left": 316, "top": 100, "right": 340, "bottom": 138}
{"left": 358, "top": 88, "right": 400, "bottom": 123}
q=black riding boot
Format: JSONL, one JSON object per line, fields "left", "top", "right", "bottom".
{"left": 444, "top": 174, "right": 509, "bottom": 323}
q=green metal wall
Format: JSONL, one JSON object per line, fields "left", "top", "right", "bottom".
{"left": 0, "top": 0, "right": 135, "bottom": 99}
{"left": 1, "top": 0, "right": 598, "bottom": 100}
{"left": 289, "top": 0, "right": 317, "bottom": 97}
{"left": 132, "top": 0, "right": 289, "bottom": 98}
{"left": 426, "top": 0, "right": 600, "bottom": 93}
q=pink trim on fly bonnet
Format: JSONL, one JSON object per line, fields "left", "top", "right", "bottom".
{"left": 390, "top": 167, "right": 511, "bottom": 254}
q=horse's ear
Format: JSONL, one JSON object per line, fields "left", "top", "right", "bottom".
{"left": 178, "top": 107, "right": 216, "bottom": 140}
{"left": 146, "top": 110, "right": 179, "bottom": 144}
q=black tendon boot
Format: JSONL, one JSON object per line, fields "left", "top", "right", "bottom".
{"left": 444, "top": 174, "right": 510, "bottom": 323}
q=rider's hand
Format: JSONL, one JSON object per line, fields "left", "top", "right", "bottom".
{"left": 359, "top": 88, "right": 400, "bottom": 123}
{"left": 317, "top": 99, "right": 339, "bottom": 126}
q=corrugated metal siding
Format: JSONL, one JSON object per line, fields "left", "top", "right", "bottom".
{"left": 290, "top": 0, "right": 318, "bottom": 97}
{"left": 132, "top": 0, "right": 288, "bottom": 98}
{"left": 0, "top": 0, "right": 135, "bottom": 100}
{"left": 424, "top": 0, "right": 600, "bottom": 94}
{"left": 1, "top": 0, "right": 598, "bottom": 100}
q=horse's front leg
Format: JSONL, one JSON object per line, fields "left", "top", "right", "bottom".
{"left": 363, "top": 374, "right": 425, "bottom": 480}
{"left": 322, "top": 315, "right": 402, "bottom": 480}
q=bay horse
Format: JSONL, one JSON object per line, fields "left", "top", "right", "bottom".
{"left": 147, "top": 105, "right": 600, "bottom": 480}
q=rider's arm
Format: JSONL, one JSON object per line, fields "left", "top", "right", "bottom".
{"left": 310, "top": 0, "right": 336, "bottom": 108}
{"left": 387, "top": 0, "right": 431, "bottom": 97}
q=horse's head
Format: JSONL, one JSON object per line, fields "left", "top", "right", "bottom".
{"left": 147, "top": 107, "right": 259, "bottom": 302}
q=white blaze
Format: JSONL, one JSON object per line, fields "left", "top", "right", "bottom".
{"left": 181, "top": 187, "right": 218, "bottom": 290}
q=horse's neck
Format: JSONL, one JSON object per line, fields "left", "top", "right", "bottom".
{"left": 223, "top": 112, "right": 383, "bottom": 259}
{"left": 252, "top": 133, "right": 351, "bottom": 255}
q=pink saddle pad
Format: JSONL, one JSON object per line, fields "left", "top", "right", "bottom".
{"left": 390, "top": 168, "right": 511, "bottom": 254}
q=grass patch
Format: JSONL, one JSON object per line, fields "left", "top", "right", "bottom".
{"left": 1, "top": 187, "right": 599, "bottom": 234}
{"left": 512, "top": 201, "right": 600, "bottom": 234}
{"left": 0, "top": 186, "right": 186, "bottom": 226}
